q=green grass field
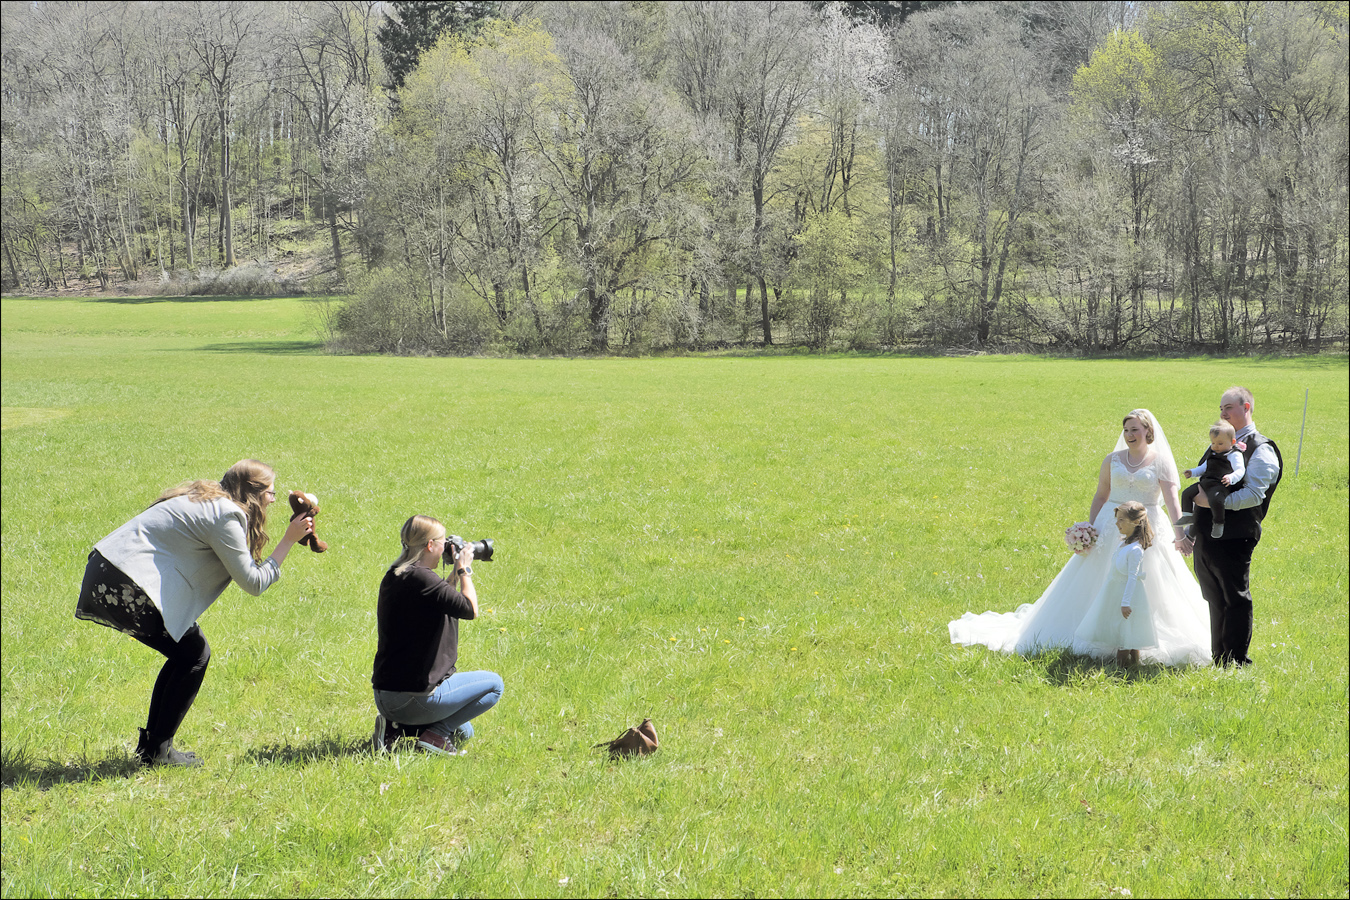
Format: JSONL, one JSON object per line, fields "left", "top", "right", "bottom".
{"left": 2, "top": 295, "right": 1346, "bottom": 898}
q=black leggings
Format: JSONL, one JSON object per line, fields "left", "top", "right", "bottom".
{"left": 78, "top": 551, "right": 212, "bottom": 741}
{"left": 133, "top": 624, "right": 211, "bottom": 740}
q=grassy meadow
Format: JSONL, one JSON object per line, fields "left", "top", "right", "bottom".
{"left": 1, "top": 295, "right": 1346, "bottom": 898}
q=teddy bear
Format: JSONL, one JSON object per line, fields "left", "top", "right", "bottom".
{"left": 288, "top": 490, "right": 328, "bottom": 553}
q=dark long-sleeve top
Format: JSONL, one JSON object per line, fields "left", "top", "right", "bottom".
{"left": 372, "top": 564, "right": 475, "bottom": 693}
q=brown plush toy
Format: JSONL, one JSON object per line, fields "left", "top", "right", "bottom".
{"left": 288, "top": 490, "right": 328, "bottom": 553}
{"left": 594, "top": 718, "right": 659, "bottom": 759}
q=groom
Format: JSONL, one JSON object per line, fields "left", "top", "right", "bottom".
{"left": 1177, "top": 386, "right": 1282, "bottom": 666}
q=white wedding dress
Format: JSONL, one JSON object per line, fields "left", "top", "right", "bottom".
{"left": 949, "top": 417, "right": 1211, "bottom": 667}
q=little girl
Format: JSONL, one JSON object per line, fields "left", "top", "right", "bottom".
{"left": 1072, "top": 501, "right": 1158, "bottom": 666}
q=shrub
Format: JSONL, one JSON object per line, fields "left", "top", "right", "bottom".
{"left": 157, "top": 263, "right": 302, "bottom": 297}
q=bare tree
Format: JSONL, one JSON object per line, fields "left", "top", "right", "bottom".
{"left": 274, "top": 0, "right": 381, "bottom": 275}
{"left": 184, "top": 0, "right": 267, "bottom": 268}
{"left": 669, "top": 1, "right": 817, "bottom": 345}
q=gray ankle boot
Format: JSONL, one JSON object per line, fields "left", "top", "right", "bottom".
{"left": 136, "top": 727, "right": 202, "bottom": 768}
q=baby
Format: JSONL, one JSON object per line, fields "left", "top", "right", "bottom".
{"left": 1177, "top": 421, "right": 1246, "bottom": 539}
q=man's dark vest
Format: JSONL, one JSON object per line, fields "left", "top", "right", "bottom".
{"left": 1196, "top": 430, "right": 1281, "bottom": 540}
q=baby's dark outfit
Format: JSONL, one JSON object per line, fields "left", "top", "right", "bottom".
{"left": 1182, "top": 445, "right": 1245, "bottom": 532}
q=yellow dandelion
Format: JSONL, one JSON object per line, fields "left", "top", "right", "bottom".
{"left": 499, "top": 627, "right": 507, "bottom": 632}
{"left": 738, "top": 616, "right": 745, "bottom": 621}
{"left": 669, "top": 637, "right": 677, "bottom": 642}
{"left": 790, "top": 647, "right": 798, "bottom": 652}
{"left": 724, "top": 639, "right": 731, "bottom": 644}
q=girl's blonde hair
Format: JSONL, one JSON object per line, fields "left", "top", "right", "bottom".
{"left": 391, "top": 515, "right": 446, "bottom": 576}
{"left": 154, "top": 459, "right": 274, "bottom": 561}
{"left": 1209, "top": 420, "right": 1236, "bottom": 441}
{"left": 1115, "top": 501, "right": 1154, "bottom": 550}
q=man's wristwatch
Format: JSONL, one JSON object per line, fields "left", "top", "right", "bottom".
{"left": 456, "top": 566, "right": 473, "bottom": 577}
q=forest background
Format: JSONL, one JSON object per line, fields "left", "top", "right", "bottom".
{"left": 2, "top": 0, "right": 1347, "bottom": 355}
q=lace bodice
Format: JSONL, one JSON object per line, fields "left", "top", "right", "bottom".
{"left": 1108, "top": 454, "right": 1165, "bottom": 507}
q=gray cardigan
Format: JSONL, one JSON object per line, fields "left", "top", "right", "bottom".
{"left": 95, "top": 494, "right": 281, "bottom": 640}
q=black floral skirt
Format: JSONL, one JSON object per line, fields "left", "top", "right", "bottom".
{"left": 76, "top": 549, "right": 171, "bottom": 640}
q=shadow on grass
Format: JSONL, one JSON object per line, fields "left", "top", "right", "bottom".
{"left": 196, "top": 339, "right": 326, "bottom": 354}
{"left": 2, "top": 735, "right": 377, "bottom": 788}
{"left": 84, "top": 295, "right": 326, "bottom": 304}
{"left": 244, "top": 733, "right": 371, "bottom": 767}
{"left": 1, "top": 744, "right": 140, "bottom": 790}
{"left": 1037, "top": 648, "right": 1175, "bottom": 686}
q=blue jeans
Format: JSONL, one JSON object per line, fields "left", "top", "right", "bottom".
{"left": 373, "top": 670, "right": 503, "bottom": 742}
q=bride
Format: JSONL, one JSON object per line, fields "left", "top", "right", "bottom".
{"left": 949, "top": 409, "right": 1211, "bottom": 666}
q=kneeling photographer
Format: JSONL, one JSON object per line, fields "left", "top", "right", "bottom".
{"left": 371, "top": 515, "right": 502, "bottom": 756}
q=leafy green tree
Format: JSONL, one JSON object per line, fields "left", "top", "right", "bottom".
{"left": 1151, "top": 0, "right": 1349, "bottom": 348}
{"left": 363, "top": 19, "right": 572, "bottom": 350}
{"left": 377, "top": 0, "right": 497, "bottom": 91}
{"left": 540, "top": 2, "right": 706, "bottom": 350}
{"left": 791, "top": 208, "right": 862, "bottom": 348}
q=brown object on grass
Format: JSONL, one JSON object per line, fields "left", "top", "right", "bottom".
{"left": 288, "top": 490, "right": 328, "bottom": 552}
{"left": 594, "top": 717, "right": 659, "bottom": 758}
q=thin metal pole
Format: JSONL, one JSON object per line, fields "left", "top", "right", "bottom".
{"left": 1295, "top": 388, "right": 1307, "bottom": 475}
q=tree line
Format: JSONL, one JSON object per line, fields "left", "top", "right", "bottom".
{"left": 2, "top": 1, "right": 1346, "bottom": 354}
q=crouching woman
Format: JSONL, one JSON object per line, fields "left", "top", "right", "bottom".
{"left": 371, "top": 515, "right": 503, "bottom": 756}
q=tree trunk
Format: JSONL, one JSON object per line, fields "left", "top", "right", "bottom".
{"left": 220, "top": 106, "right": 235, "bottom": 268}
{"left": 329, "top": 206, "right": 343, "bottom": 273}
{"left": 758, "top": 275, "right": 772, "bottom": 344}
{"left": 588, "top": 283, "right": 608, "bottom": 351}
{"left": 2, "top": 235, "right": 22, "bottom": 288}
{"left": 182, "top": 183, "right": 196, "bottom": 268}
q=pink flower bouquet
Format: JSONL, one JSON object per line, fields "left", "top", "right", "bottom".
{"left": 1064, "top": 522, "right": 1099, "bottom": 556}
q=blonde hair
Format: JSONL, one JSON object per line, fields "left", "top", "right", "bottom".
{"left": 1115, "top": 501, "right": 1154, "bottom": 550}
{"left": 154, "top": 459, "right": 274, "bottom": 560}
{"left": 1209, "top": 421, "right": 1236, "bottom": 441}
{"left": 391, "top": 515, "right": 446, "bottom": 576}
{"left": 1122, "top": 409, "right": 1156, "bottom": 444}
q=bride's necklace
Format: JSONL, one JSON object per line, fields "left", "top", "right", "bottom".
{"left": 1123, "top": 448, "right": 1149, "bottom": 469}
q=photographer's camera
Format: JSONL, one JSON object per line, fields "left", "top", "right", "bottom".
{"left": 444, "top": 535, "right": 494, "bottom": 563}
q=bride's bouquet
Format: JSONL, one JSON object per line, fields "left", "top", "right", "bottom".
{"left": 1064, "top": 522, "right": 1099, "bottom": 556}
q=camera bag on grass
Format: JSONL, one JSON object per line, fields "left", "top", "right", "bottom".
{"left": 594, "top": 718, "right": 659, "bottom": 759}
